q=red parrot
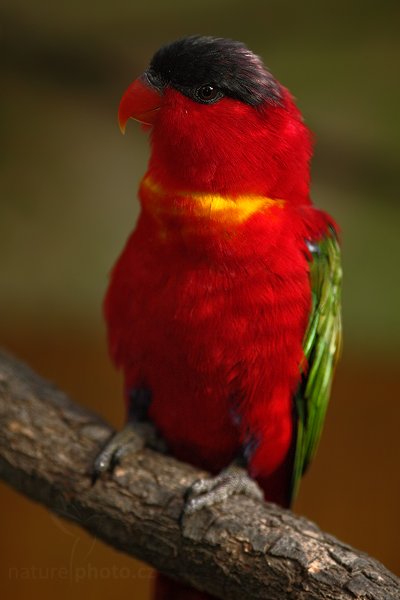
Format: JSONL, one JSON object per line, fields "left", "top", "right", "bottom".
{"left": 94, "top": 36, "right": 342, "bottom": 599}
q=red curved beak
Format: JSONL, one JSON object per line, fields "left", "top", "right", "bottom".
{"left": 118, "top": 76, "right": 162, "bottom": 133}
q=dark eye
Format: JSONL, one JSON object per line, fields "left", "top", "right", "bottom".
{"left": 195, "top": 85, "right": 223, "bottom": 104}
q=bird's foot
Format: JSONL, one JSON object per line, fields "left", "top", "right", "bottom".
{"left": 92, "top": 421, "right": 167, "bottom": 483}
{"left": 183, "top": 464, "right": 264, "bottom": 517}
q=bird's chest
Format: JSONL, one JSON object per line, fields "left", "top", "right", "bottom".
{"left": 109, "top": 211, "right": 310, "bottom": 468}
{"left": 130, "top": 250, "right": 264, "bottom": 382}
{"left": 124, "top": 227, "right": 307, "bottom": 387}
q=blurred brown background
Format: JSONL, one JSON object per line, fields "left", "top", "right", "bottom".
{"left": 1, "top": 0, "right": 399, "bottom": 598}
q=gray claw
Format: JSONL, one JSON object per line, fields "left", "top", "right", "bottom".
{"left": 183, "top": 465, "right": 264, "bottom": 516}
{"left": 92, "top": 422, "right": 157, "bottom": 482}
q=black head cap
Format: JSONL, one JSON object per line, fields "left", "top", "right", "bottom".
{"left": 146, "top": 36, "right": 282, "bottom": 106}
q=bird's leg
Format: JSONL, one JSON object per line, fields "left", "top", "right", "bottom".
{"left": 183, "top": 454, "right": 264, "bottom": 517}
{"left": 92, "top": 388, "right": 166, "bottom": 482}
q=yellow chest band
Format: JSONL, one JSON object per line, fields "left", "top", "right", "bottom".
{"left": 139, "top": 175, "right": 285, "bottom": 226}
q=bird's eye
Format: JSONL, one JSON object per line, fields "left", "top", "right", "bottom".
{"left": 195, "top": 85, "right": 223, "bottom": 104}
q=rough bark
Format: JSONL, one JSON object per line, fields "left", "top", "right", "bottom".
{"left": 0, "top": 350, "right": 398, "bottom": 599}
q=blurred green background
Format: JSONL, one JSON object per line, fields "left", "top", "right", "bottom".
{"left": 1, "top": 1, "right": 399, "bottom": 598}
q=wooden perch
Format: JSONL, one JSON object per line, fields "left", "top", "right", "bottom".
{"left": 0, "top": 350, "right": 398, "bottom": 600}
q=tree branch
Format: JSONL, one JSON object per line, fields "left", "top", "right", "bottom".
{"left": 0, "top": 350, "right": 398, "bottom": 599}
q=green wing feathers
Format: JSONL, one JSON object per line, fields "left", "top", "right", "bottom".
{"left": 291, "top": 228, "right": 343, "bottom": 503}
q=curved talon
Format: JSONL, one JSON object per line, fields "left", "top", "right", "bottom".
{"left": 92, "top": 422, "right": 156, "bottom": 483}
{"left": 189, "top": 478, "right": 216, "bottom": 495}
{"left": 183, "top": 466, "right": 264, "bottom": 517}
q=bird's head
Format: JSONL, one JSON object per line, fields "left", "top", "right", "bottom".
{"left": 119, "top": 36, "right": 312, "bottom": 202}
